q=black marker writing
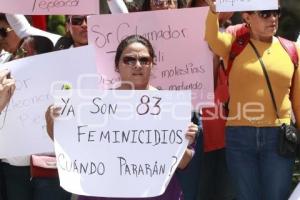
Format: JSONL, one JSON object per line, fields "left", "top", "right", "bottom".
{"left": 58, "top": 153, "right": 105, "bottom": 175}
{"left": 169, "top": 156, "right": 178, "bottom": 176}
{"left": 91, "top": 22, "right": 188, "bottom": 49}
{"left": 77, "top": 125, "right": 183, "bottom": 145}
{"left": 90, "top": 97, "right": 118, "bottom": 115}
{"left": 32, "top": 0, "right": 79, "bottom": 12}
{"left": 32, "top": 0, "right": 37, "bottom": 12}
{"left": 161, "top": 63, "right": 205, "bottom": 79}
{"left": 61, "top": 98, "right": 75, "bottom": 117}
{"left": 168, "top": 81, "right": 203, "bottom": 90}
{"left": 136, "top": 95, "right": 162, "bottom": 115}
{"left": 118, "top": 156, "right": 166, "bottom": 177}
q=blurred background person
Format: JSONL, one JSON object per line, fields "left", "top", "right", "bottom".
{"left": 45, "top": 34, "right": 198, "bottom": 200}
{"left": 1, "top": 35, "right": 72, "bottom": 200}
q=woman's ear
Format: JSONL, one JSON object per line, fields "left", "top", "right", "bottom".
{"left": 65, "top": 22, "right": 71, "bottom": 34}
{"left": 241, "top": 12, "right": 251, "bottom": 25}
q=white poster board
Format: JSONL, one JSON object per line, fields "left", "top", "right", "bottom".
{"left": 289, "top": 183, "right": 300, "bottom": 200}
{"left": 88, "top": 7, "right": 214, "bottom": 109}
{"left": 216, "top": 0, "right": 278, "bottom": 12}
{"left": 0, "top": 0, "right": 99, "bottom": 15}
{"left": 54, "top": 90, "right": 191, "bottom": 198}
{"left": 0, "top": 46, "right": 98, "bottom": 158}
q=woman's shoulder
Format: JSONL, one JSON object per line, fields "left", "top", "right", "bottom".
{"left": 54, "top": 36, "right": 74, "bottom": 51}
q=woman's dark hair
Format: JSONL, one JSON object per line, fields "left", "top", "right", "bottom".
{"left": 115, "top": 35, "right": 155, "bottom": 70}
{"left": 190, "top": 0, "right": 207, "bottom": 7}
{"left": 124, "top": 1, "right": 142, "bottom": 12}
{"left": 0, "top": 13, "right": 8, "bottom": 23}
{"left": 142, "top": 0, "right": 186, "bottom": 11}
{"left": 17, "top": 35, "right": 54, "bottom": 54}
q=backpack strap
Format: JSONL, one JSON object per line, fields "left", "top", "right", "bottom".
{"left": 278, "top": 36, "right": 299, "bottom": 69}
{"left": 277, "top": 37, "right": 299, "bottom": 101}
{"left": 226, "top": 25, "right": 250, "bottom": 76}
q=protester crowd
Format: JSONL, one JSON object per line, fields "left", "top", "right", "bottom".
{"left": 1, "top": 0, "right": 300, "bottom": 200}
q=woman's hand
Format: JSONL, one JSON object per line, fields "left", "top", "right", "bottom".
{"left": 177, "top": 123, "right": 199, "bottom": 169}
{"left": 45, "top": 105, "right": 61, "bottom": 140}
{"left": 205, "top": 0, "right": 216, "bottom": 13}
{"left": 185, "top": 123, "right": 198, "bottom": 146}
{"left": 0, "top": 69, "right": 16, "bottom": 112}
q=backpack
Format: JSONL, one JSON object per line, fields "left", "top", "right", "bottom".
{"left": 226, "top": 24, "right": 299, "bottom": 76}
{"left": 226, "top": 25, "right": 299, "bottom": 102}
{"left": 201, "top": 25, "right": 299, "bottom": 152}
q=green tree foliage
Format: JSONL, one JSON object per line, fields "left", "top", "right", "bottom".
{"left": 47, "top": 15, "right": 66, "bottom": 36}
{"left": 277, "top": 0, "right": 300, "bottom": 41}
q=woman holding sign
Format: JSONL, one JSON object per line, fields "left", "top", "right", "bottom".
{"left": 0, "top": 68, "right": 15, "bottom": 200}
{"left": 0, "top": 35, "right": 73, "bottom": 200}
{"left": 45, "top": 34, "right": 198, "bottom": 200}
{"left": 205, "top": 0, "right": 300, "bottom": 200}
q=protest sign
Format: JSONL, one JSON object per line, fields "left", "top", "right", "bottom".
{"left": 0, "top": 46, "right": 98, "bottom": 158}
{"left": 0, "top": 0, "right": 99, "bottom": 15}
{"left": 88, "top": 7, "right": 214, "bottom": 108}
{"left": 216, "top": 0, "right": 278, "bottom": 12}
{"left": 54, "top": 90, "right": 191, "bottom": 197}
{"left": 289, "top": 183, "right": 300, "bottom": 200}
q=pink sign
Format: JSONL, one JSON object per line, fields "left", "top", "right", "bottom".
{"left": 0, "top": 0, "right": 99, "bottom": 15}
{"left": 88, "top": 7, "right": 214, "bottom": 108}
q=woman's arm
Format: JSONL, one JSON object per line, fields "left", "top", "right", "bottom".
{"left": 45, "top": 105, "right": 61, "bottom": 140}
{"left": 204, "top": 0, "right": 234, "bottom": 60}
{"left": 0, "top": 69, "right": 15, "bottom": 112}
{"left": 6, "top": 14, "right": 61, "bottom": 45}
{"left": 291, "top": 46, "right": 300, "bottom": 129}
{"left": 205, "top": 9, "right": 234, "bottom": 59}
{"left": 177, "top": 148, "right": 195, "bottom": 169}
{"left": 177, "top": 123, "right": 198, "bottom": 169}
{"left": 107, "top": 0, "right": 129, "bottom": 13}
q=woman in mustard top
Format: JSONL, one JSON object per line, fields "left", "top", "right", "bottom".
{"left": 205, "top": 1, "right": 300, "bottom": 200}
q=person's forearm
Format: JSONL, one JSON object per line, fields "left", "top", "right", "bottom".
{"left": 107, "top": 0, "right": 129, "bottom": 13}
{"left": 0, "top": 97, "right": 8, "bottom": 112}
{"left": 46, "top": 120, "right": 54, "bottom": 140}
{"left": 6, "top": 14, "right": 30, "bottom": 39}
{"left": 292, "top": 49, "right": 300, "bottom": 128}
{"left": 6, "top": 14, "right": 61, "bottom": 45}
{"left": 177, "top": 148, "right": 194, "bottom": 169}
{"left": 205, "top": 10, "right": 232, "bottom": 58}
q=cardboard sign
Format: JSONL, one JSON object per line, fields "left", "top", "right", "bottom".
{"left": 0, "top": 0, "right": 99, "bottom": 15}
{"left": 54, "top": 90, "right": 191, "bottom": 197}
{"left": 289, "top": 183, "right": 300, "bottom": 200}
{"left": 88, "top": 7, "right": 214, "bottom": 108}
{"left": 0, "top": 46, "right": 98, "bottom": 158}
{"left": 216, "top": 0, "right": 278, "bottom": 12}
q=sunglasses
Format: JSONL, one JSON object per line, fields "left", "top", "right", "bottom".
{"left": 256, "top": 9, "right": 281, "bottom": 19}
{"left": 122, "top": 56, "right": 152, "bottom": 67}
{"left": 0, "top": 27, "right": 13, "bottom": 40}
{"left": 69, "top": 16, "right": 87, "bottom": 26}
{"left": 151, "top": 0, "right": 177, "bottom": 7}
